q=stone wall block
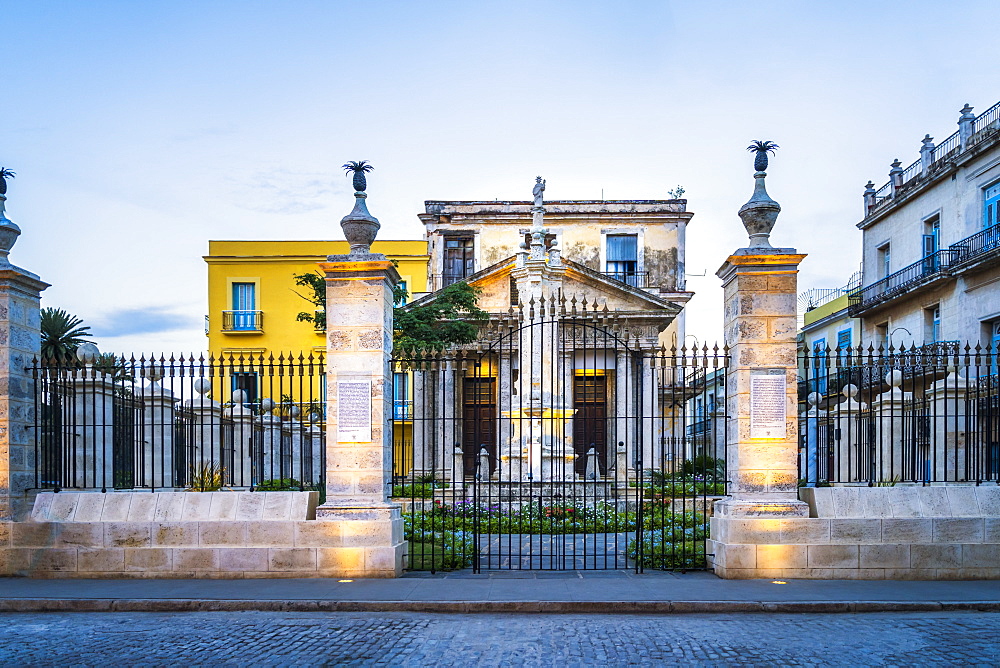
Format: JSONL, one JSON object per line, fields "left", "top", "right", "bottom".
{"left": 778, "top": 518, "right": 830, "bottom": 543}
{"left": 339, "top": 520, "right": 395, "bottom": 547}
{"left": 99, "top": 494, "right": 132, "bottom": 522}
{"left": 173, "top": 547, "right": 220, "bottom": 571}
{"left": 961, "top": 544, "right": 1000, "bottom": 568}
{"left": 831, "top": 488, "right": 865, "bottom": 518}
{"left": 720, "top": 543, "right": 756, "bottom": 569}
{"left": 933, "top": 518, "right": 984, "bottom": 543}
{"left": 198, "top": 521, "right": 248, "bottom": 547}
{"left": 124, "top": 547, "right": 172, "bottom": 572}
{"left": 29, "top": 547, "right": 77, "bottom": 572}
{"left": 859, "top": 544, "right": 910, "bottom": 569}
{"left": 946, "top": 487, "right": 981, "bottom": 516}
{"left": 985, "top": 517, "right": 1000, "bottom": 543}
{"left": 881, "top": 518, "right": 933, "bottom": 543}
{"left": 246, "top": 520, "right": 294, "bottom": 547}
{"left": 910, "top": 544, "right": 962, "bottom": 569}
{"left": 290, "top": 491, "right": 318, "bottom": 520}
{"left": 104, "top": 522, "right": 152, "bottom": 548}
{"left": 0, "top": 521, "right": 9, "bottom": 547}
{"left": 48, "top": 494, "right": 78, "bottom": 522}
{"left": 807, "top": 544, "right": 859, "bottom": 568}
{"left": 126, "top": 494, "right": 158, "bottom": 522}
{"left": 53, "top": 522, "right": 102, "bottom": 548}
{"left": 12, "top": 521, "right": 54, "bottom": 547}
{"left": 219, "top": 547, "right": 268, "bottom": 571}
{"left": 317, "top": 546, "right": 365, "bottom": 573}
{"left": 976, "top": 487, "right": 1000, "bottom": 516}
{"left": 861, "top": 488, "right": 894, "bottom": 518}
{"left": 152, "top": 522, "right": 199, "bottom": 547}
{"left": 365, "top": 545, "right": 404, "bottom": 573}
{"left": 181, "top": 493, "right": 214, "bottom": 521}
{"left": 919, "top": 488, "right": 952, "bottom": 516}
{"left": 294, "top": 521, "right": 341, "bottom": 547}
{"left": 29, "top": 493, "right": 54, "bottom": 521}
{"left": 268, "top": 547, "right": 316, "bottom": 571}
{"left": 235, "top": 493, "right": 265, "bottom": 520}
{"left": 72, "top": 493, "right": 107, "bottom": 522}
{"left": 153, "top": 493, "right": 186, "bottom": 522}
{"left": 78, "top": 548, "right": 126, "bottom": 572}
{"left": 887, "top": 487, "right": 922, "bottom": 518}
{"left": 756, "top": 544, "right": 807, "bottom": 569}
{"left": 0, "top": 547, "right": 29, "bottom": 574}
{"left": 208, "top": 492, "right": 239, "bottom": 520}
{"left": 261, "top": 492, "right": 294, "bottom": 520}
{"left": 830, "top": 519, "right": 882, "bottom": 544}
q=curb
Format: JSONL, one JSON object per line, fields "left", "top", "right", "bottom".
{"left": 1, "top": 599, "right": 1000, "bottom": 614}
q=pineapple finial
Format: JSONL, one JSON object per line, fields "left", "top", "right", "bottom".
{"left": 342, "top": 160, "right": 374, "bottom": 193}
{"left": 746, "top": 140, "right": 779, "bottom": 173}
{"left": 738, "top": 141, "right": 781, "bottom": 249}
{"left": 339, "top": 160, "right": 380, "bottom": 255}
{"left": 0, "top": 168, "right": 15, "bottom": 197}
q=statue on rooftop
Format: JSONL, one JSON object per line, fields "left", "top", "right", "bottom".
{"left": 532, "top": 176, "right": 546, "bottom": 208}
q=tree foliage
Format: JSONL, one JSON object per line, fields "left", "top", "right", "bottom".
{"left": 40, "top": 307, "right": 92, "bottom": 361}
{"left": 293, "top": 271, "right": 489, "bottom": 351}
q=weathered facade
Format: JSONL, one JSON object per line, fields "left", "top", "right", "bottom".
{"left": 851, "top": 100, "right": 1000, "bottom": 348}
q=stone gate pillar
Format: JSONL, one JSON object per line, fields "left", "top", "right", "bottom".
{"left": 0, "top": 182, "right": 49, "bottom": 520}
{"left": 315, "top": 166, "right": 404, "bottom": 577}
{"left": 709, "top": 144, "right": 809, "bottom": 577}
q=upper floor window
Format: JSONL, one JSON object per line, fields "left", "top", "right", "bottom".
{"left": 395, "top": 280, "right": 408, "bottom": 306}
{"left": 226, "top": 282, "right": 260, "bottom": 331}
{"left": 878, "top": 243, "right": 891, "bottom": 279}
{"left": 606, "top": 234, "right": 639, "bottom": 285}
{"left": 925, "top": 305, "right": 941, "bottom": 343}
{"left": 443, "top": 236, "right": 474, "bottom": 286}
{"left": 922, "top": 216, "right": 941, "bottom": 273}
{"left": 837, "top": 328, "right": 852, "bottom": 351}
{"left": 985, "top": 182, "right": 1000, "bottom": 230}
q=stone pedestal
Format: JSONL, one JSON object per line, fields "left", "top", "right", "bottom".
{"left": 710, "top": 249, "right": 810, "bottom": 577}
{"left": 316, "top": 254, "right": 404, "bottom": 577}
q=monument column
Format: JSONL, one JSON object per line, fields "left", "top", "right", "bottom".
{"left": 0, "top": 173, "right": 50, "bottom": 521}
{"left": 316, "top": 161, "right": 404, "bottom": 577}
{"left": 710, "top": 142, "right": 809, "bottom": 577}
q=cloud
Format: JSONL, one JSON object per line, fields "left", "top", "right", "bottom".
{"left": 229, "top": 168, "right": 341, "bottom": 215}
{"left": 91, "top": 307, "right": 191, "bottom": 338}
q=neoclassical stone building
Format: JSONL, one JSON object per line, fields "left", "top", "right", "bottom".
{"left": 394, "top": 181, "right": 696, "bottom": 482}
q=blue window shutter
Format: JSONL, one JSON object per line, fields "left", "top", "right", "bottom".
{"left": 837, "top": 329, "right": 851, "bottom": 350}
{"left": 232, "top": 283, "right": 255, "bottom": 310}
{"left": 606, "top": 235, "right": 637, "bottom": 262}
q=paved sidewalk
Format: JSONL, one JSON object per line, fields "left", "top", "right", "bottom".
{"left": 3, "top": 571, "right": 1000, "bottom": 613}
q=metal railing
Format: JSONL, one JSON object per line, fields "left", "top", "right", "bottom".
{"left": 601, "top": 271, "right": 650, "bottom": 288}
{"left": 799, "top": 344, "right": 1000, "bottom": 485}
{"left": 848, "top": 249, "right": 958, "bottom": 314}
{"left": 222, "top": 310, "right": 263, "bottom": 332}
{"left": 31, "top": 352, "right": 326, "bottom": 492}
{"left": 867, "top": 100, "right": 1000, "bottom": 217}
{"left": 950, "top": 222, "right": 1000, "bottom": 265}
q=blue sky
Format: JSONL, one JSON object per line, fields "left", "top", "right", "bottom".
{"left": 4, "top": 1, "right": 999, "bottom": 353}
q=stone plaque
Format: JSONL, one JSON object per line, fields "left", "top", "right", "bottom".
{"left": 750, "top": 369, "right": 785, "bottom": 439}
{"left": 337, "top": 381, "right": 372, "bottom": 442}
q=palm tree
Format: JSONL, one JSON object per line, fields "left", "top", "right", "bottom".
{"left": 746, "top": 140, "right": 779, "bottom": 171}
{"left": 342, "top": 160, "right": 374, "bottom": 192}
{"left": 40, "top": 307, "right": 92, "bottom": 362}
{"left": 0, "top": 168, "right": 15, "bottom": 196}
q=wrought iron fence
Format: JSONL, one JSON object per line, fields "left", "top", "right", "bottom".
{"left": 848, "top": 248, "right": 959, "bottom": 314}
{"left": 799, "top": 344, "right": 1000, "bottom": 486}
{"left": 31, "top": 352, "right": 326, "bottom": 493}
{"left": 391, "top": 297, "right": 728, "bottom": 573}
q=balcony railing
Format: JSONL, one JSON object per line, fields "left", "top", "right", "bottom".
{"left": 222, "top": 310, "right": 263, "bottom": 332}
{"left": 601, "top": 271, "right": 650, "bottom": 288}
{"left": 393, "top": 399, "right": 413, "bottom": 420}
{"left": 848, "top": 249, "right": 958, "bottom": 315}
{"left": 867, "top": 100, "right": 1000, "bottom": 217}
{"left": 949, "top": 222, "right": 1000, "bottom": 266}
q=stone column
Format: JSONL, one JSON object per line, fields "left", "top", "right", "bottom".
{"left": 139, "top": 384, "right": 178, "bottom": 490}
{"left": 71, "top": 368, "right": 117, "bottom": 491}
{"left": 0, "top": 271, "right": 48, "bottom": 518}
{"left": 927, "top": 370, "right": 970, "bottom": 483}
{"left": 709, "top": 145, "right": 812, "bottom": 578}
{"left": 317, "top": 253, "right": 404, "bottom": 577}
{"left": 715, "top": 249, "right": 807, "bottom": 517}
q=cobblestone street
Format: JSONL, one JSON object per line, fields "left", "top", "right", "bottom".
{"left": 1, "top": 611, "right": 998, "bottom": 666}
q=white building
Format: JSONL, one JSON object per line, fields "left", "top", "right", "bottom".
{"left": 850, "top": 100, "right": 1000, "bottom": 349}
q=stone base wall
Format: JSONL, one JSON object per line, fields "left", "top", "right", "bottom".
{"left": 709, "top": 487, "right": 1000, "bottom": 579}
{"left": 0, "top": 492, "right": 404, "bottom": 578}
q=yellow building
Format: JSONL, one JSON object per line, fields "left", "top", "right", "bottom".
{"left": 205, "top": 239, "right": 429, "bottom": 356}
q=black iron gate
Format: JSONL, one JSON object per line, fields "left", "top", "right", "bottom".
{"left": 391, "top": 299, "right": 728, "bottom": 572}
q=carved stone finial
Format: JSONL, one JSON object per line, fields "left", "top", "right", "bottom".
{"left": 738, "top": 141, "right": 781, "bottom": 249}
{"left": 340, "top": 160, "right": 380, "bottom": 254}
{"left": 0, "top": 167, "right": 21, "bottom": 265}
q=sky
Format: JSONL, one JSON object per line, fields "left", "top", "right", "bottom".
{"left": 3, "top": 0, "right": 999, "bottom": 355}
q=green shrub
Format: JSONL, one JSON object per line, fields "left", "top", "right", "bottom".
{"left": 628, "top": 537, "right": 706, "bottom": 570}
{"left": 392, "top": 482, "right": 441, "bottom": 498}
{"left": 681, "top": 455, "right": 726, "bottom": 481}
{"left": 255, "top": 478, "right": 326, "bottom": 505}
